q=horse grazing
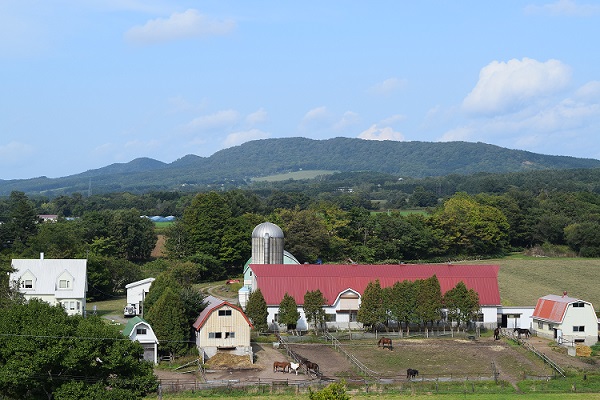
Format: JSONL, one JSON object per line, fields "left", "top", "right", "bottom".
{"left": 303, "top": 360, "right": 320, "bottom": 375}
{"left": 377, "top": 337, "right": 393, "bottom": 350}
{"left": 407, "top": 368, "right": 419, "bottom": 379}
{"left": 289, "top": 362, "right": 300, "bottom": 375}
{"left": 273, "top": 361, "right": 290, "bottom": 373}
{"left": 494, "top": 327, "right": 501, "bottom": 340}
{"left": 514, "top": 328, "right": 531, "bottom": 338}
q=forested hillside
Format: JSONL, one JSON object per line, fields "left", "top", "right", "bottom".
{"left": 2, "top": 137, "right": 600, "bottom": 196}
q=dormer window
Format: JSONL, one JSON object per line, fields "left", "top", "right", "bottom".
{"left": 21, "top": 279, "right": 33, "bottom": 289}
{"left": 59, "top": 279, "right": 70, "bottom": 289}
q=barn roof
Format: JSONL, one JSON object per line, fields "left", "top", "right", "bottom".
{"left": 192, "top": 295, "right": 253, "bottom": 330}
{"left": 531, "top": 294, "right": 591, "bottom": 323}
{"left": 250, "top": 263, "right": 500, "bottom": 306}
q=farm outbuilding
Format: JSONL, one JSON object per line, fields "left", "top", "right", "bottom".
{"left": 122, "top": 316, "right": 159, "bottom": 364}
{"left": 193, "top": 296, "right": 253, "bottom": 362}
{"left": 124, "top": 277, "right": 155, "bottom": 317}
{"left": 532, "top": 293, "right": 598, "bottom": 346}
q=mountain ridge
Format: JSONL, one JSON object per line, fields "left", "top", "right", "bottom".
{"left": 2, "top": 137, "right": 600, "bottom": 196}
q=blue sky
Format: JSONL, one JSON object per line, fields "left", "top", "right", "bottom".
{"left": 2, "top": 1, "right": 600, "bottom": 180}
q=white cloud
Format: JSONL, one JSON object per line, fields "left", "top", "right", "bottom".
{"left": 125, "top": 9, "right": 235, "bottom": 44}
{"left": 302, "top": 106, "right": 329, "bottom": 124}
{"left": 462, "top": 58, "right": 571, "bottom": 116}
{"left": 185, "top": 109, "right": 239, "bottom": 130}
{"left": 223, "top": 129, "right": 269, "bottom": 148}
{"left": 0, "top": 141, "right": 34, "bottom": 164}
{"left": 574, "top": 81, "right": 600, "bottom": 102}
{"left": 358, "top": 125, "right": 405, "bottom": 141}
{"left": 246, "top": 108, "right": 268, "bottom": 125}
{"left": 368, "top": 78, "right": 407, "bottom": 96}
{"left": 524, "top": 0, "right": 600, "bottom": 16}
{"left": 379, "top": 114, "right": 406, "bottom": 126}
{"left": 333, "top": 111, "right": 360, "bottom": 131}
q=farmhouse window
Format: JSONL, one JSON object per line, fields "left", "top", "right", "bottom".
{"left": 21, "top": 279, "right": 33, "bottom": 289}
{"left": 572, "top": 302, "right": 585, "bottom": 308}
{"left": 349, "top": 311, "right": 357, "bottom": 322}
{"left": 218, "top": 309, "right": 232, "bottom": 316}
{"left": 325, "top": 314, "right": 336, "bottom": 322}
{"left": 225, "top": 332, "right": 235, "bottom": 338}
{"left": 136, "top": 328, "right": 147, "bottom": 335}
{"left": 209, "top": 332, "right": 222, "bottom": 339}
{"left": 537, "top": 322, "right": 544, "bottom": 329}
{"left": 573, "top": 326, "right": 585, "bottom": 332}
{"left": 59, "top": 279, "right": 70, "bottom": 289}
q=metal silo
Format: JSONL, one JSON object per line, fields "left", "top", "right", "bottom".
{"left": 251, "top": 222, "right": 284, "bottom": 264}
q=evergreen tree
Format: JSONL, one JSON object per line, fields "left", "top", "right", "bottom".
{"left": 357, "top": 280, "right": 386, "bottom": 330}
{"left": 387, "top": 280, "right": 417, "bottom": 334}
{"left": 303, "top": 289, "right": 326, "bottom": 334}
{"left": 245, "top": 288, "right": 268, "bottom": 331}
{"left": 278, "top": 292, "right": 300, "bottom": 330}
{"left": 145, "top": 288, "right": 188, "bottom": 357}
{"left": 415, "top": 275, "right": 443, "bottom": 329}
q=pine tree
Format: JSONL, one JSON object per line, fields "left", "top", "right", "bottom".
{"left": 278, "top": 292, "right": 300, "bottom": 330}
{"left": 303, "top": 289, "right": 326, "bottom": 334}
{"left": 245, "top": 288, "right": 268, "bottom": 331}
{"left": 357, "top": 280, "right": 385, "bottom": 330}
{"left": 145, "top": 288, "right": 188, "bottom": 357}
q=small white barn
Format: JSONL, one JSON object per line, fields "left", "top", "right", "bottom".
{"left": 192, "top": 296, "right": 253, "bottom": 362}
{"left": 122, "top": 316, "right": 159, "bottom": 364}
{"left": 532, "top": 293, "right": 598, "bottom": 346}
{"left": 124, "top": 277, "right": 155, "bottom": 317}
{"left": 10, "top": 254, "right": 87, "bottom": 316}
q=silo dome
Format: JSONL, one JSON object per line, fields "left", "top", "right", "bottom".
{"left": 251, "top": 222, "right": 284, "bottom": 264}
{"left": 252, "top": 222, "right": 284, "bottom": 239}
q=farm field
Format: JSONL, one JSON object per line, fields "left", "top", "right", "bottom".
{"left": 461, "top": 256, "right": 600, "bottom": 307}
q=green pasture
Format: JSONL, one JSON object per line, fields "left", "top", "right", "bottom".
{"left": 252, "top": 170, "right": 338, "bottom": 182}
{"left": 461, "top": 256, "right": 600, "bottom": 307}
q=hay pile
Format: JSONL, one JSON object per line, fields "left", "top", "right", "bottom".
{"left": 205, "top": 352, "right": 255, "bottom": 370}
{"left": 576, "top": 345, "right": 592, "bottom": 357}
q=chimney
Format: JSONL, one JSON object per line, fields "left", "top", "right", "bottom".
{"left": 40, "top": 252, "right": 44, "bottom": 260}
{"left": 562, "top": 291, "right": 567, "bottom": 297}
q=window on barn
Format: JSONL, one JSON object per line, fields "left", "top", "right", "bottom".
{"left": 572, "top": 302, "right": 585, "bottom": 308}
{"left": 136, "top": 328, "right": 147, "bottom": 335}
{"left": 209, "top": 332, "right": 223, "bottom": 339}
{"left": 325, "top": 314, "right": 336, "bottom": 322}
{"left": 225, "top": 332, "right": 235, "bottom": 338}
{"left": 475, "top": 313, "right": 484, "bottom": 322}
{"left": 537, "top": 321, "right": 544, "bottom": 329}
{"left": 218, "top": 309, "right": 232, "bottom": 316}
{"left": 273, "top": 313, "right": 279, "bottom": 322}
{"left": 573, "top": 326, "right": 585, "bottom": 332}
{"left": 349, "top": 311, "right": 357, "bottom": 322}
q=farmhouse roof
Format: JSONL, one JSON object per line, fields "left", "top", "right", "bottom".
{"left": 250, "top": 263, "right": 501, "bottom": 306}
{"left": 531, "top": 294, "right": 591, "bottom": 323}
{"left": 10, "top": 257, "right": 87, "bottom": 298}
{"left": 192, "top": 295, "right": 253, "bottom": 330}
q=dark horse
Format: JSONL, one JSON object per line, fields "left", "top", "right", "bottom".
{"left": 407, "top": 368, "right": 419, "bottom": 379}
{"left": 494, "top": 327, "right": 501, "bottom": 340}
{"left": 514, "top": 328, "right": 531, "bottom": 338}
{"left": 303, "top": 360, "right": 320, "bottom": 375}
{"left": 377, "top": 337, "right": 393, "bottom": 350}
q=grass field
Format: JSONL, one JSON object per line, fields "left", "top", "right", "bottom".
{"left": 252, "top": 170, "right": 338, "bottom": 182}
{"left": 460, "top": 255, "right": 600, "bottom": 307}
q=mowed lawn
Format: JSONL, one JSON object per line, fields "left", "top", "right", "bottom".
{"left": 461, "top": 256, "right": 600, "bottom": 307}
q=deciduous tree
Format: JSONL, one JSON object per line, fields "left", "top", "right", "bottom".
{"left": 245, "top": 288, "right": 268, "bottom": 331}
{"left": 303, "top": 289, "right": 326, "bottom": 334}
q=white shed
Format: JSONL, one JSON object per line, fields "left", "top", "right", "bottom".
{"left": 124, "top": 277, "right": 155, "bottom": 317}
{"left": 122, "top": 316, "right": 159, "bottom": 364}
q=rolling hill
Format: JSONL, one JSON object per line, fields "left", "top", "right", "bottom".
{"left": 2, "top": 137, "right": 600, "bottom": 196}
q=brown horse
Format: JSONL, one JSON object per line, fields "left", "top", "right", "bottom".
{"left": 273, "top": 361, "right": 290, "bottom": 373}
{"left": 303, "top": 360, "right": 320, "bottom": 375}
{"left": 494, "top": 327, "right": 500, "bottom": 340}
{"left": 378, "top": 337, "right": 393, "bottom": 350}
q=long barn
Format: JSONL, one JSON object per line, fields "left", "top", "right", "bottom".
{"left": 248, "top": 263, "right": 502, "bottom": 331}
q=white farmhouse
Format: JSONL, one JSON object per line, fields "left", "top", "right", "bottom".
{"left": 532, "top": 293, "right": 598, "bottom": 346}
{"left": 10, "top": 253, "right": 87, "bottom": 316}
